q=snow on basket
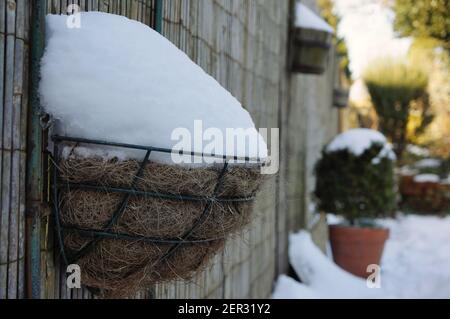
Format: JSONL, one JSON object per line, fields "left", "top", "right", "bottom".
{"left": 41, "top": 12, "right": 268, "bottom": 297}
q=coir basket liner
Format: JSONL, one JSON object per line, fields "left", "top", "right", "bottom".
{"left": 52, "top": 136, "right": 265, "bottom": 298}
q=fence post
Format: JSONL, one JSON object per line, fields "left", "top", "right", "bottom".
{"left": 26, "top": 0, "right": 45, "bottom": 299}
{"left": 154, "top": 0, "right": 163, "bottom": 33}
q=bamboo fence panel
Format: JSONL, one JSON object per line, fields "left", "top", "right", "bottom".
{"left": 26, "top": 0, "right": 287, "bottom": 298}
{"left": 2, "top": 0, "right": 300, "bottom": 299}
{"left": 0, "top": 0, "right": 30, "bottom": 299}
{"left": 1, "top": 0, "right": 343, "bottom": 300}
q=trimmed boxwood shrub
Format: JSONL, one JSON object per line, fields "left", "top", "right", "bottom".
{"left": 314, "top": 141, "right": 397, "bottom": 224}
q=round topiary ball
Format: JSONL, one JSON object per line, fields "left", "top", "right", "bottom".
{"left": 314, "top": 129, "right": 397, "bottom": 224}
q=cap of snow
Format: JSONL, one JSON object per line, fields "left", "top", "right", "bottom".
{"left": 40, "top": 12, "right": 267, "bottom": 164}
{"left": 326, "top": 128, "right": 396, "bottom": 162}
{"left": 295, "top": 3, "right": 334, "bottom": 33}
{"left": 414, "top": 159, "right": 441, "bottom": 169}
{"left": 413, "top": 174, "right": 440, "bottom": 183}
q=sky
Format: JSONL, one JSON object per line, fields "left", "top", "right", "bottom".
{"left": 333, "top": 0, "right": 412, "bottom": 79}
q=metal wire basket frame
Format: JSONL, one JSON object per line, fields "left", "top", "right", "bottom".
{"left": 51, "top": 135, "right": 263, "bottom": 270}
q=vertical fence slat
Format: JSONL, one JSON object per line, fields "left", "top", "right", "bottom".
{"left": 1, "top": 0, "right": 16, "bottom": 300}
{"left": 0, "top": 0, "right": 5, "bottom": 300}
{"left": 17, "top": 1, "right": 30, "bottom": 299}
{"left": 0, "top": 0, "right": 29, "bottom": 300}
{"left": 7, "top": 0, "right": 26, "bottom": 300}
{"left": 27, "top": 0, "right": 46, "bottom": 299}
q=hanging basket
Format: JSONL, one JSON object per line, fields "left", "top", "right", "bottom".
{"left": 291, "top": 27, "right": 332, "bottom": 75}
{"left": 51, "top": 135, "right": 265, "bottom": 298}
{"left": 333, "top": 88, "right": 349, "bottom": 108}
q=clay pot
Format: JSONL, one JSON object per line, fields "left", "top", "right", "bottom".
{"left": 329, "top": 225, "right": 389, "bottom": 278}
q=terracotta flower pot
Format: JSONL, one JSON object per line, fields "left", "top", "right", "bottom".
{"left": 329, "top": 224, "right": 389, "bottom": 278}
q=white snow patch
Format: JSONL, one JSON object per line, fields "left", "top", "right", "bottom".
{"left": 275, "top": 215, "right": 450, "bottom": 299}
{"left": 272, "top": 275, "right": 319, "bottom": 299}
{"left": 414, "top": 159, "right": 442, "bottom": 169}
{"left": 413, "top": 174, "right": 440, "bottom": 183}
{"left": 295, "top": 3, "right": 334, "bottom": 33}
{"left": 398, "top": 165, "right": 418, "bottom": 176}
{"left": 40, "top": 12, "right": 267, "bottom": 164}
{"left": 406, "top": 144, "right": 430, "bottom": 157}
{"left": 282, "top": 231, "right": 384, "bottom": 299}
{"left": 326, "top": 128, "right": 396, "bottom": 162}
{"left": 379, "top": 215, "right": 450, "bottom": 298}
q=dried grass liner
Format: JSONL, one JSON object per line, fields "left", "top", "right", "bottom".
{"left": 57, "top": 157, "right": 264, "bottom": 298}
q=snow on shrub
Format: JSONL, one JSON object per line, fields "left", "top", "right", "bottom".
{"left": 314, "top": 129, "right": 397, "bottom": 223}
{"left": 39, "top": 12, "right": 267, "bottom": 164}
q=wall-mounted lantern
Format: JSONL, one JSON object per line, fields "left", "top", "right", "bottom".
{"left": 291, "top": 3, "right": 334, "bottom": 75}
{"left": 333, "top": 88, "right": 350, "bottom": 108}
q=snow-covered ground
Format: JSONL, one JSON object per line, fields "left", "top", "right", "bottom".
{"left": 273, "top": 214, "right": 450, "bottom": 299}
{"left": 379, "top": 215, "right": 450, "bottom": 298}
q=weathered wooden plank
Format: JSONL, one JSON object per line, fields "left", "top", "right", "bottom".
{"left": 63, "top": 0, "right": 71, "bottom": 14}
{"left": 56, "top": 0, "right": 63, "bottom": 14}
{"left": 53, "top": 241, "right": 61, "bottom": 298}
{"left": 15, "top": 0, "right": 25, "bottom": 40}
{"left": 0, "top": 151, "right": 12, "bottom": 299}
{"left": 131, "top": 0, "right": 138, "bottom": 20}
{"left": 0, "top": 0, "right": 16, "bottom": 295}
{"left": 99, "top": 0, "right": 109, "bottom": 13}
{"left": 7, "top": 35, "right": 25, "bottom": 299}
{"left": 56, "top": 0, "right": 62, "bottom": 15}
{"left": 83, "top": 286, "right": 91, "bottom": 299}
{"left": 59, "top": 263, "right": 68, "bottom": 299}
{"left": 0, "top": 0, "right": 5, "bottom": 35}
{"left": 8, "top": 148, "right": 20, "bottom": 299}
{"left": 43, "top": 216, "right": 55, "bottom": 299}
{"left": 16, "top": 26, "right": 28, "bottom": 297}
{"left": 0, "top": 8, "right": 5, "bottom": 299}
{"left": 112, "top": 0, "right": 118, "bottom": 14}
{"left": 79, "top": 0, "right": 86, "bottom": 12}
{"left": 17, "top": 145, "right": 26, "bottom": 298}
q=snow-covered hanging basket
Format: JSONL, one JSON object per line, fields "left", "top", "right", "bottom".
{"left": 333, "top": 88, "right": 349, "bottom": 108}
{"left": 40, "top": 13, "right": 268, "bottom": 297}
{"left": 51, "top": 135, "right": 264, "bottom": 297}
{"left": 291, "top": 3, "right": 334, "bottom": 74}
